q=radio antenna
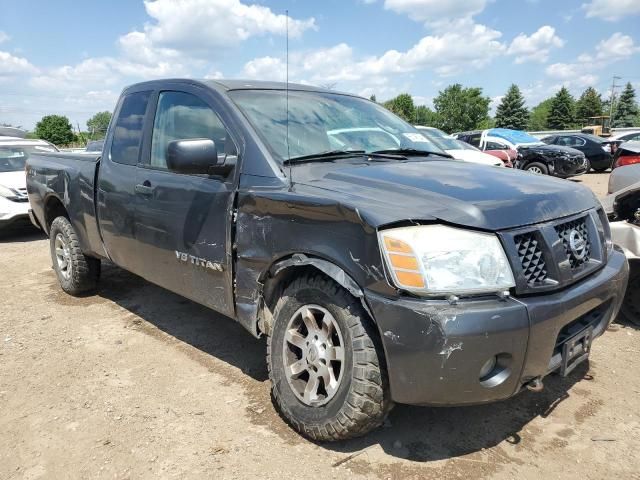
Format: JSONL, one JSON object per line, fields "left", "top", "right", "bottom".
{"left": 286, "top": 9, "right": 292, "bottom": 190}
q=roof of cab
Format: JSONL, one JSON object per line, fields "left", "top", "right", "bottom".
{"left": 122, "top": 78, "right": 359, "bottom": 98}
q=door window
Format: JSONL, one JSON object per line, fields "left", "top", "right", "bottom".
{"left": 558, "top": 136, "right": 586, "bottom": 147}
{"left": 149, "top": 91, "right": 235, "bottom": 169}
{"left": 486, "top": 141, "right": 507, "bottom": 150}
{"left": 110, "top": 91, "right": 151, "bottom": 165}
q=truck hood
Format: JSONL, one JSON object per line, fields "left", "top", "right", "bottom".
{"left": 297, "top": 159, "right": 598, "bottom": 231}
{"left": 0, "top": 170, "right": 27, "bottom": 190}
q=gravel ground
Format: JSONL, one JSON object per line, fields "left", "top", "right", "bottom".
{"left": 1, "top": 172, "right": 639, "bottom": 480}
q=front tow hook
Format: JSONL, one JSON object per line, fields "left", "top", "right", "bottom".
{"left": 526, "top": 377, "right": 544, "bottom": 392}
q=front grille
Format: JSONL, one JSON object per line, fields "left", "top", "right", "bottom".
{"left": 502, "top": 210, "right": 604, "bottom": 295}
{"left": 555, "top": 218, "right": 591, "bottom": 269}
{"left": 514, "top": 233, "right": 547, "bottom": 285}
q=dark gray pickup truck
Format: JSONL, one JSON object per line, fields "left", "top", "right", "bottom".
{"left": 26, "top": 79, "right": 629, "bottom": 441}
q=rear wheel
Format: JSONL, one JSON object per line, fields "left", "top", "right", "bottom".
{"left": 525, "top": 162, "right": 548, "bottom": 175}
{"left": 267, "top": 273, "right": 392, "bottom": 441}
{"left": 49, "top": 216, "right": 100, "bottom": 295}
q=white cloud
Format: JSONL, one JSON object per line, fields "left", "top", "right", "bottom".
{"left": 582, "top": 0, "right": 640, "bottom": 21}
{"left": 507, "top": 26, "right": 564, "bottom": 63}
{"left": 546, "top": 32, "right": 639, "bottom": 84}
{"left": 123, "top": 0, "right": 316, "bottom": 60}
{"left": 384, "top": 0, "right": 488, "bottom": 23}
{"left": 243, "top": 23, "right": 505, "bottom": 88}
{"left": 544, "top": 32, "right": 638, "bottom": 92}
{"left": 0, "top": 31, "right": 9, "bottom": 44}
{"left": 594, "top": 32, "right": 640, "bottom": 59}
{"left": 0, "top": 51, "right": 38, "bottom": 77}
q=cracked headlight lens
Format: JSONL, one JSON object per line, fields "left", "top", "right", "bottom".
{"left": 379, "top": 225, "right": 515, "bottom": 295}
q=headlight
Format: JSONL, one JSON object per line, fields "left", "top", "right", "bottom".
{"left": 379, "top": 225, "right": 515, "bottom": 295}
{"left": 0, "top": 185, "right": 21, "bottom": 201}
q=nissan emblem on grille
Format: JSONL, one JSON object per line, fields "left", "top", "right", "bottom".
{"left": 555, "top": 218, "right": 591, "bottom": 269}
{"left": 569, "top": 229, "right": 587, "bottom": 260}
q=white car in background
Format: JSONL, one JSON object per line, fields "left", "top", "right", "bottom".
{"left": 415, "top": 126, "right": 503, "bottom": 167}
{"left": 0, "top": 137, "right": 58, "bottom": 230}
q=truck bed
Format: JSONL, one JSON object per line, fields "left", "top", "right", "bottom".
{"left": 26, "top": 152, "right": 104, "bottom": 258}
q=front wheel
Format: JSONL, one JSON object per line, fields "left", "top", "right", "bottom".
{"left": 49, "top": 216, "right": 100, "bottom": 295}
{"left": 267, "top": 273, "right": 392, "bottom": 441}
{"left": 525, "top": 162, "right": 548, "bottom": 175}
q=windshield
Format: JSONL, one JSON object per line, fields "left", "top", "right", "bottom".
{"left": 229, "top": 90, "right": 444, "bottom": 161}
{"left": 0, "top": 145, "right": 56, "bottom": 172}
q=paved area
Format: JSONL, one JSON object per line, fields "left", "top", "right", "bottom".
{"left": 1, "top": 171, "right": 638, "bottom": 480}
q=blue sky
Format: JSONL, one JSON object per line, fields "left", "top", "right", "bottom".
{"left": 1, "top": 0, "right": 639, "bottom": 129}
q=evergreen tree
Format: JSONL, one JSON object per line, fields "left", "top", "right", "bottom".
{"left": 494, "top": 84, "right": 529, "bottom": 130}
{"left": 547, "top": 87, "right": 576, "bottom": 130}
{"left": 612, "top": 82, "right": 639, "bottom": 128}
{"left": 369, "top": 94, "right": 377, "bottom": 103}
{"left": 575, "top": 87, "right": 603, "bottom": 122}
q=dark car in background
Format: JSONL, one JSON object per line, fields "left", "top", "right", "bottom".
{"left": 541, "top": 133, "right": 613, "bottom": 172}
{"left": 454, "top": 129, "right": 587, "bottom": 178}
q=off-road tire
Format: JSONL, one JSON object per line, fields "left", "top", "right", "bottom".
{"left": 619, "top": 263, "right": 640, "bottom": 326}
{"left": 267, "top": 272, "right": 392, "bottom": 441}
{"left": 525, "top": 162, "right": 548, "bottom": 175}
{"left": 49, "top": 216, "right": 100, "bottom": 295}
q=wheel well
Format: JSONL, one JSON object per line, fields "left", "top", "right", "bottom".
{"left": 44, "top": 196, "right": 68, "bottom": 232}
{"left": 258, "top": 255, "right": 370, "bottom": 336}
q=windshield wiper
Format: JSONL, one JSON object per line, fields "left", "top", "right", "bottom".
{"left": 370, "top": 148, "right": 452, "bottom": 159}
{"left": 283, "top": 150, "right": 366, "bottom": 164}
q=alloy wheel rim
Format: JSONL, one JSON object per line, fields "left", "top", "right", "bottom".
{"left": 528, "top": 166, "right": 542, "bottom": 174}
{"left": 54, "top": 233, "right": 72, "bottom": 279}
{"left": 282, "top": 305, "right": 345, "bottom": 406}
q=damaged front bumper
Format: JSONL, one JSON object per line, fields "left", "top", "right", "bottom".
{"left": 366, "top": 247, "right": 629, "bottom": 406}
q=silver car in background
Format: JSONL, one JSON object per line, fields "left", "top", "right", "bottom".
{"left": 604, "top": 164, "right": 640, "bottom": 325}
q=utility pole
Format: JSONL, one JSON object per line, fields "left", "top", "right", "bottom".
{"left": 608, "top": 75, "right": 622, "bottom": 121}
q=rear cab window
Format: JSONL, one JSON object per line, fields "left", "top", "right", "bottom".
{"left": 110, "top": 91, "right": 151, "bottom": 165}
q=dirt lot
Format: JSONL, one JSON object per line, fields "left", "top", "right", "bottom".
{"left": 1, "top": 172, "right": 638, "bottom": 480}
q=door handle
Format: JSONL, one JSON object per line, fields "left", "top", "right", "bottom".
{"left": 135, "top": 182, "right": 154, "bottom": 196}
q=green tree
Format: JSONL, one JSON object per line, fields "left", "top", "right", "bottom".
{"left": 547, "top": 87, "right": 576, "bottom": 130}
{"left": 494, "top": 84, "right": 529, "bottom": 130}
{"left": 369, "top": 94, "right": 377, "bottom": 103}
{"left": 575, "top": 87, "right": 603, "bottom": 122}
{"left": 528, "top": 98, "right": 553, "bottom": 130}
{"left": 433, "top": 84, "right": 490, "bottom": 133}
{"left": 612, "top": 82, "right": 639, "bottom": 127}
{"left": 383, "top": 93, "right": 416, "bottom": 122}
{"left": 34, "top": 115, "right": 75, "bottom": 145}
{"left": 414, "top": 105, "right": 440, "bottom": 126}
{"left": 86, "top": 111, "right": 112, "bottom": 139}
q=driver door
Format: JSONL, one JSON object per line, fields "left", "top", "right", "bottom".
{"left": 134, "top": 87, "right": 238, "bottom": 316}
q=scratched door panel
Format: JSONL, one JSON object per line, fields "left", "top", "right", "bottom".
{"left": 135, "top": 168, "right": 234, "bottom": 314}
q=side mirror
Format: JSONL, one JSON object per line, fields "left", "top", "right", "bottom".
{"left": 166, "top": 138, "right": 235, "bottom": 176}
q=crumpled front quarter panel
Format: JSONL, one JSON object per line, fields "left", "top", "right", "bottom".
{"left": 234, "top": 184, "right": 391, "bottom": 334}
